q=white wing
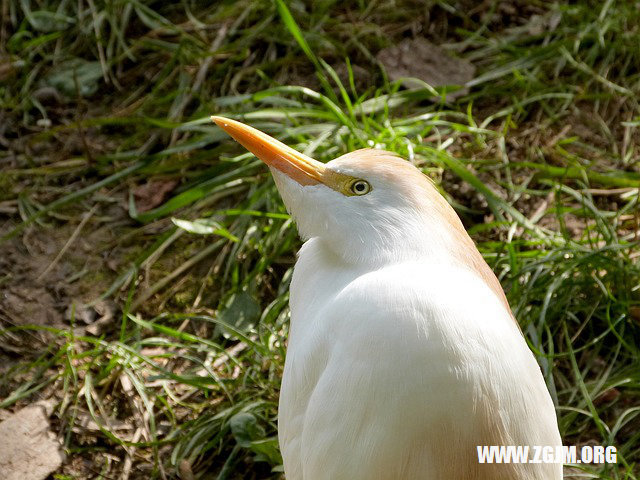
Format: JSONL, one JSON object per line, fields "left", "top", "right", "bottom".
{"left": 278, "top": 239, "right": 562, "bottom": 480}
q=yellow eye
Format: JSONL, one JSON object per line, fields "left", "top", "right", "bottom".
{"left": 350, "top": 179, "right": 371, "bottom": 195}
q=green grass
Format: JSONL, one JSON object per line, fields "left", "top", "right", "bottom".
{"left": 1, "top": 0, "right": 639, "bottom": 478}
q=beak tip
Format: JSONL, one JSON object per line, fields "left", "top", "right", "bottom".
{"left": 208, "top": 116, "right": 324, "bottom": 186}
{"left": 211, "top": 115, "right": 226, "bottom": 127}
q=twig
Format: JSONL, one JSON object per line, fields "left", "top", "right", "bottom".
{"left": 37, "top": 204, "right": 99, "bottom": 281}
{"left": 583, "top": 187, "right": 638, "bottom": 196}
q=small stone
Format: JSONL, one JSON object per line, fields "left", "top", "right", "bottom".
{"left": 0, "top": 401, "right": 65, "bottom": 480}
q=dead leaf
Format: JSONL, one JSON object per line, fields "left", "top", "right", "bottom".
{"left": 67, "top": 300, "right": 116, "bottom": 335}
{"left": 74, "top": 412, "right": 133, "bottom": 433}
{"left": 0, "top": 58, "right": 22, "bottom": 82}
{"left": 376, "top": 38, "right": 475, "bottom": 95}
{"left": 594, "top": 388, "right": 621, "bottom": 406}
{"left": 525, "top": 12, "right": 562, "bottom": 36}
{"left": 132, "top": 180, "right": 178, "bottom": 212}
{"left": 65, "top": 303, "right": 97, "bottom": 325}
{"left": 178, "top": 459, "right": 195, "bottom": 480}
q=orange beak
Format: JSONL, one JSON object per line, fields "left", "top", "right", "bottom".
{"left": 212, "top": 116, "right": 327, "bottom": 186}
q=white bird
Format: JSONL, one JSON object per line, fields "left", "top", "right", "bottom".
{"left": 212, "top": 116, "right": 562, "bottom": 480}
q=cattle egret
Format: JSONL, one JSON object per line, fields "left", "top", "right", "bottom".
{"left": 212, "top": 116, "right": 563, "bottom": 480}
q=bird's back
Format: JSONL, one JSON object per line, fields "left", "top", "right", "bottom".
{"left": 278, "top": 238, "right": 562, "bottom": 480}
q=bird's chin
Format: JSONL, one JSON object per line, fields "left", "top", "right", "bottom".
{"left": 270, "top": 167, "right": 328, "bottom": 242}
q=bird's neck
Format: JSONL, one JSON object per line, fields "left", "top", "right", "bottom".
{"left": 311, "top": 221, "right": 461, "bottom": 270}
{"left": 304, "top": 228, "right": 513, "bottom": 319}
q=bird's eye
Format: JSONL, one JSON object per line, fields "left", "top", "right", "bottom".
{"left": 350, "top": 180, "right": 371, "bottom": 195}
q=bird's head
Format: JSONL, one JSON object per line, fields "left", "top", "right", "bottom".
{"left": 212, "top": 116, "right": 474, "bottom": 266}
